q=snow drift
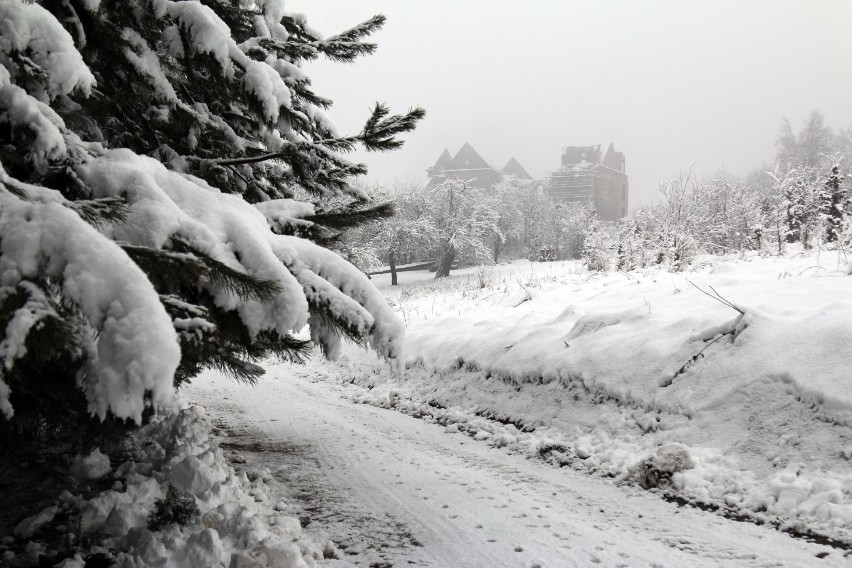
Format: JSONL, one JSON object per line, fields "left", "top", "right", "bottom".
{"left": 335, "top": 252, "right": 852, "bottom": 543}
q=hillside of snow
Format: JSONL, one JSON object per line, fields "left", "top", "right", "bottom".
{"left": 334, "top": 250, "right": 852, "bottom": 544}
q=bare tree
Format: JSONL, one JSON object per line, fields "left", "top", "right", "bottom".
{"left": 427, "top": 180, "right": 499, "bottom": 278}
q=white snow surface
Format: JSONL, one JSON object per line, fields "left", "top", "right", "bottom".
{"left": 333, "top": 251, "right": 852, "bottom": 544}
{"left": 18, "top": 405, "right": 327, "bottom": 568}
{"left": 70, "top": 448, "right": 111, "bottom": 482}
{"left": 183, "top": 364, "right": 851, "bottom": 566}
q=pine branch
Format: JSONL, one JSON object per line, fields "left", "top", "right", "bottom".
{"left": 207, "top": 104, "right": 424, "bottom": 167}
{"left": 207, "top": 353, "right": 266, "bottom": 385}
{"left": 169, "top": 239, "right": 282, "bottom": 302}
{"left": 359, "top": 104, "right": 426, "bottom": 152}
{"left": 326, "top": 14, "right": 386, "bottom": 43}
{"left": 69, "top": 197, "right": 129, "bottom": 228}
{"left": 306, "top": 202, "right": 395, "bottom": 230}
{"left": 308, "top": 305, "right": 367, "bottom": 348}
{"left": 317, "top": 15, "right": 386, "bottom": 62}
{"left": 120, "top": 244, "right": 209, "bottom": 293}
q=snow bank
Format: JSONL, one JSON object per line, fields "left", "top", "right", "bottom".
{"left": 335, "top": 251, "right": 852, "bottom": 543}
{"left": 3, "top": 406, "right": 331, "bottom": 567}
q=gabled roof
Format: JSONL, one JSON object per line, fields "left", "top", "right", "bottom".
{"left": 602, "top": 142, "right": 617, "bottom": 166}
{"left": 602, "top": 142, "right": 625, "bottom": 172}
{"left": 502, "top": 157, "right": 532, "bottom": 180}
{"left": 446, "top": 142, "right": 491, "bottom": 171}
{"left": 429, "top": 148, "right": 453, "bottom": 174}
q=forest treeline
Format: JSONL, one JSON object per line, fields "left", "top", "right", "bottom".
{"left": 349, "top": 110, "right": 852, "bottom": 279}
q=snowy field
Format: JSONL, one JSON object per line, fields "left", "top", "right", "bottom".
{"left": 181, "top": 249, "right": 852, "bottom": 566}
{"left": 185, "top": 366, "right": 848, "bottom": 567}
{"left": 13, "top": 247, "right": 851, "bottom": 567}
{"left": 338, "top": 251, "right": 852, "bottom": 546}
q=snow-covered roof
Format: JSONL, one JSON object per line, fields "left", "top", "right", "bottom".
{"left": 446, "top": 142, "right": 491, "bottom": 171}
{"left": 502, "top": 157, "right": 533, "bottom": 180}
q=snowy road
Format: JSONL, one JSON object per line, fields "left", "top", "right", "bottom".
{"left": 185, "top": 366, "right": 846, "bottom": 567}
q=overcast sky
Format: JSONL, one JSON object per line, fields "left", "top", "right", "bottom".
{"left": 288, "top": 0, "right": 852, "bottom": 209}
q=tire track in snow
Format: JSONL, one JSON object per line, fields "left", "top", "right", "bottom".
{"left": 185, "top": 368, "right": 848, "bottom": 567}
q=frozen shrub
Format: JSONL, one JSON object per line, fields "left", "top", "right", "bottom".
{"left": 634, "top": 443, "right": 695, "bottom": 489}
{"left": 147, "top": 485, "right": 198, "bottom": 531}
{"left": 581, "top": 219, "right": 613, "bottom": 272}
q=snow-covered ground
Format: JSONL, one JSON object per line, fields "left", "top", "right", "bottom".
{"left": 14, "top": 250, "right": 847, "bottom": 566}
{"left": 350, "top": 252, "right": 852, "bottom": 542}
{"left": 183, "top": 248, "right": 852, "bottom": 566}
{"left": 186, "top": 367, "right": 848, "bottom": 566}
{"left": 3, "top": 406, "right": 330, "bottom": 567}
{"left": 346, "top": 251, "right": 852, "bottom": 544}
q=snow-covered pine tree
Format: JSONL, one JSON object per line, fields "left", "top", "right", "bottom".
{"left": 0, "top": 0, "right": 423, "bottom": 443}
{"left": 615, "top": 217, "right": 641, "bottom": 271}
{"left": 819, "top": 165, "right": 847, "bottom": 243}
{"left": 768, "top": 165, "right": 817, "bottom": 246}
{"left": 581, "top": 218, "right": 612, "bottom": 272}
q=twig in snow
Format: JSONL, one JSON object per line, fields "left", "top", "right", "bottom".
{"left": 687, "top": 280, "right": 744, "bottom": 315}
{"left": 672, "top": 278, "right": 681, "bottom": 294}
{"left": 666, "top": 331, "right": 734, "bottom": 386}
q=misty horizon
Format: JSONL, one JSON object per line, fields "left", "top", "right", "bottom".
{"left": 289, "top": 0, "right": 852, "bottom": 210}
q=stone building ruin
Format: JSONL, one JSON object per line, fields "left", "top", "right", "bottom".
{"left": 544, "top": 143, "right": 628, "bottom": 221}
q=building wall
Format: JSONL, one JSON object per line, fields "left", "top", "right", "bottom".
{"left": 593, "top": 168, "right": 629, "bottom": 221}
{"left": 545, "top": 145, "right": 629, "bottom": 221}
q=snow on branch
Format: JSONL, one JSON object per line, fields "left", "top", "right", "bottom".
{"left": 0, "top": 1, "right": 95, "bottom": 100}
{"left": 0, "top": 0, "right": 416, "bottom": 425}
{"left": 0, "top": 67, "right": 68, "bottom": 169}
{"left": 79, "top": 150, "right": 405, "bottom": 369}
{"left": 0, "top": 174, "right": 179, "bottom": 424}
{"left": 78, "top": 149, "right": 310, "bottom": 336}
{"left": 270, "top": 236, "right": 405, "bottom": 374}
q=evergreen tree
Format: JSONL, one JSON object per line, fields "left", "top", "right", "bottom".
{"left": 0, "top": 0, "right": 423, "bottom": 445}
{"left": 615, "top": 217, "right": 642, "bottom": 271}
{"left": 819, "top": 165, "right": 847, "bottom": 243}
{"left": 581, "top": 218, "right": 612, "bottom": 272}
{"left": 783, "top": 178, "right": 808, "bottom": 243}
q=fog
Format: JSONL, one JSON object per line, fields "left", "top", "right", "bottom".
{"left": 288, "top": 0, "right": 852, "bottom": 209}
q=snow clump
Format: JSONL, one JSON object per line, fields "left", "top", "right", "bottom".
{"left": 4, "top": 405, "right": 327, "bottom": 567}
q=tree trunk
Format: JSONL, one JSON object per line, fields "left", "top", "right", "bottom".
{"left": 492, "top": 234, "right": 501, "bottom": 264}
{"left": 434, "top": 244, "right": 456, "bottom": 279}
{"left": 389, "top": 250, "right": 398, "bottom": 286}
{"left": 775, "top": 216, "right": 783, "bottom": 255}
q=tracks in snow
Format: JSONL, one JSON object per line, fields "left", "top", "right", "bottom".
{"left": 185, "top": 368, "right": 848, "bottom": 567}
